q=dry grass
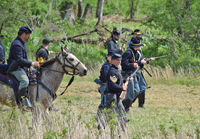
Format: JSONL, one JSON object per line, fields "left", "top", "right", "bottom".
{"left": 1, "top": 65, "right": 200, "bottom": 139}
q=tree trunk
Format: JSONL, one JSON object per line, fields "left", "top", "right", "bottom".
{"left": 91, "top": 4, "right": 94, "bottom": 19}
{"left": 96, "top": 0, "right": 101, "bottom": 18}
{"left": 78, "top": 0, "right": 83, "bottom": 18}
{"left": 82, "top": 3, "right": 90, "bottom": 18}
{"left": 63, "top": 2, "right": 75, "bottom": 24}
{"left": 96, "top": 0, "right": 104, "bottom": 25}
{"left": 130, "top": 0, "right": 134, "bottom": 18}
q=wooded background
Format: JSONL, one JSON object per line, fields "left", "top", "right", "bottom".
{"left": 0, "top": 0, "right": 200, "bottom": 71}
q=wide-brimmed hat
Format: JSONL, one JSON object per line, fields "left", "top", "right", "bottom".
{"left": 129, "top": 36, "right": 144, "bottom": 48}
{"left": 131, "top": 29, "right": 143, "bottom": 35}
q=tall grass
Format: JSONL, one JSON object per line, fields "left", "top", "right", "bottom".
{"left": 1, "top": 64, "right": 200, "bottom": 139}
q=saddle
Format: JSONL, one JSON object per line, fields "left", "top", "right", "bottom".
{"left": 0, "top": 64, "right": 37, "bottom": 104}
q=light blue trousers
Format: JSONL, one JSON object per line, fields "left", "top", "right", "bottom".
{"left": 12, "top": 70, "right": 29, "bottom": 90}
{"left": 99, "top": 84, "right": 106, "bottom": 107}
{"left": 123, "top": 70, "right": 147, "bottom": 103}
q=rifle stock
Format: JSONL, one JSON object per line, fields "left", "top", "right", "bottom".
{"left": 120, "top": 81, "right": 128, "bottom": 100}
{"left": 120, "top": 66, "right": 140, "bottom": 100}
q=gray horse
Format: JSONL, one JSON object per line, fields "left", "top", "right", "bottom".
{"left": 0, "top": 46, "right": 87, "bottom": 127}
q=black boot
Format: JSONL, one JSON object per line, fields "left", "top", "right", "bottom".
{"left": 138, "top": 90, "right": 145, "bottom": 108}
{"left": 18, "top": 88, "right": 33, "bottom": 109}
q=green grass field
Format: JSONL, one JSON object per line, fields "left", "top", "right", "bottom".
{"left": 0, "top": 65, "right": 200, "bottom": 139}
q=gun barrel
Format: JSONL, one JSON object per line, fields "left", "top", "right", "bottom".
{"left": 154, "top": 55, "right": 168, "bottom": 59}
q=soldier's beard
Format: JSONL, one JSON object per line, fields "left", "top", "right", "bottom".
{"left": 116, "top": 64, "right": 120, "bottom": 69}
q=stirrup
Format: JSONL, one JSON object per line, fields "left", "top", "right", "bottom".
{"left": 23, "top": 97, "right": 33, "bottom": 109}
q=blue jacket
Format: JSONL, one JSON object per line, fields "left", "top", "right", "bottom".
{"left": 100, "top": 60, "right": 112, "bottom": 83}
{"left": 107, "top": 38, "right": 122, "bottom": 55}
{"left": 0, "top": 41, "right": 5, "bottom": 62}
{"left": 36, "top": 46, "right": 49, "bottom": 63}
{"left": 8, "top": 36, "right": 32, "bottom": 72}
{"left": 121, "top": 48, "right": 143, "bottom": 71}
{"left": 107, "top": 65, "right": 125, "bottom": 95}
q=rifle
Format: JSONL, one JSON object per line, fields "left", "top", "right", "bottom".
{"left": 120, "top": 66, "right": 140, "bottom": 100}
{"left": 145, "top": 55, "right": 167, "bottom": 62}
{"left": 121, "top": 31, "right": 127, "bottom": 50}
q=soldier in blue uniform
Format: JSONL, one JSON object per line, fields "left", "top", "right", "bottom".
{"left": 121, "top": 37, "right": 155, "bottom": 112}
{"left": 98, "top": 51, "right": 115, "bottom": 109}
{"left": 7, "top": 26, "right": 40, "bottom": 108}
{"left": 108, "top": 30, "right": 125, "bottom": 55}
{"left": 36, "top": 38, "right": 50, "bottom": 63}
{"left": 106, "top": 53, "right": 132, "bottom": 125}
{"left": 0, "top": 35, "right": 5, "bottom": 64}
{"left": 127, "top": 29, "right": 143, "bottom": 49}
{"left": 36, "top": 37, "right": 59, "bottom": 111}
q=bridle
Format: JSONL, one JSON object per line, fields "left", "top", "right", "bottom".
{"left": 36, "top": 52, "right": 82, "bottom": 101}
{"left": 55, "top": 52, "right": 81, "bottom": 76}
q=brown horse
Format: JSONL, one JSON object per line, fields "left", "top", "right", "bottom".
{"left": 0, "top": 46, "right": 87, "bottom": 127}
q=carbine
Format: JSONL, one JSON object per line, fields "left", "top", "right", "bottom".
{"left": 120, "top": 66, "right": 140, "bottom": 100}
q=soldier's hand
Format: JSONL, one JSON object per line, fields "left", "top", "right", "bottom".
{"left": 149, "top": 57, "right": 156, "bottom": 61}
{"left": 141, "top": 59, "right": 147, "bottom": 64}
{"left": 33, "top": 61, "right": 40, "bottom": 68}
{"left": 49, "top": 51, "right": 55, "bottom": 54}
{"left": 122, "top": 85, "right": 127, "bottom": 91}
{"left": 122, "top": 44, "right": 125, "bottom": 49}
{"left": 127, "top": 76, "right": 133, "bottom": 82}
{"left": 133, "top": 63, "right": 138, "bottom": 68}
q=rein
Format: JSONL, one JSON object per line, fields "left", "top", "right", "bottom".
{"left": 36, "top": 52, "right": 80, "bottom": 101}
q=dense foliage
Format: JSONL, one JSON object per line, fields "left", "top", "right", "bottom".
{"left": 0, "top": 0, "right": 200, "bottom": 71}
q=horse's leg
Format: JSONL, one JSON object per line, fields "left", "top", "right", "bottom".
{"left": 41, "top": 108, "right": 52, "bottom": 129}
{"left": 96, "top": 107, "right": 107, "bottom": 130}
{"left": 32, "top": 106, "right": 42, "bottom": 131}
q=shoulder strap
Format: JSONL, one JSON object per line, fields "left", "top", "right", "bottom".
{"left": 128, "top": 48, "right": 135, "bottom": 62}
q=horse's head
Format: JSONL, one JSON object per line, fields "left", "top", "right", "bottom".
{"left": 57, "top": 46, "right": 87, "bottom": 76}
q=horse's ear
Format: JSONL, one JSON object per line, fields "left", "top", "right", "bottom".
{"left": 64, "top": 45, "right": 68, "bottom": 50}
{"left": 63, "top": 45, "right": 71, "bottom": 53}
{"left": 61, "top": 47, "right": 64, "bottom": 53}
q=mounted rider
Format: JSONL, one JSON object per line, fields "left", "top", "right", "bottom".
{"left": 7, "top": 26, "right": 40, "bottom": 108}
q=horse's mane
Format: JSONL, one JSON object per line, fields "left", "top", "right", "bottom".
{"left": 40, "top": 47, "right": 71, "bottom": 68}
{"left": 40, "top": 58, "right": 56, "bottom": 68}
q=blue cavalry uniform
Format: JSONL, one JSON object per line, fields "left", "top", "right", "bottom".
{"left": 0, "top": 41, "right": 5, "bottom": 64}
{"left": 106, "top": 54, "right": 127, "bottom": 123}
{"left": 7, "top": 26, "right": 33, "bottom": 108}
{"left": 36, "top": 38, "right": 50, "bottom": 63}
{"left": 8, "top": 36, "right": 32, "bottom": 73}
{"left": 121, "top": 36, "right": 147, "bottom": 111}
{"left": 98, "top": 51, "right": 115, "bottom": 108}
{"left": 108, "top": 30, "right": 123, "bottom": 55}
